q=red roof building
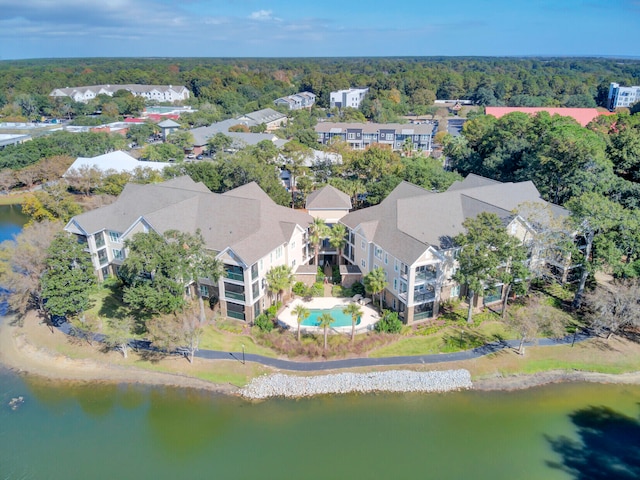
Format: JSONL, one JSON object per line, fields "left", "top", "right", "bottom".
{"left": 485, "top": 107, "right": 611, "bottom": 127}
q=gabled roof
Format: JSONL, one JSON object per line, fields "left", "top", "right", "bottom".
{"left": 68, "top": 177, "right": 313, "bottom": 266}
{"left": 242, "top": 108, "right": 287, "bottom": 125}
{"left": 306, "top": 185, "right": 352, "bottom": 210}
{"left": 158, "top": 119, "right": 181, "bottom": 128}
{"left": 341, "top": 177, "right": 568, "bottom": 264}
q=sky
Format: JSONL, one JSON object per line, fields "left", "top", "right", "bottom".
{"left": 1, "top": 0, "right": 639, "bottom": 60}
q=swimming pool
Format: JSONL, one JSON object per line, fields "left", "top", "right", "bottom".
{"left": 301, "top": 307, "right": 361, "bottom": 327}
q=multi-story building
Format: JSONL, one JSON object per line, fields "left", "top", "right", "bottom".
{"left": 330, "top": 88, "right": 369, "bottom": 109}
{"left": 50, "top": 85, "right": 190, "bottom": 104}
{"left": 607, "top": 82, "right": 640, "bottom": 110}
{"left": 64, "top": 176, "right": 313, "bottom": 323}
{"left": 339, "top": 174, "right": 569, "bottom": 324}
{"left": 274, "top": 92, "right": 316, "bottom": 110}
{"left": 315, "top": 122, "right": 435, "bottom": 152}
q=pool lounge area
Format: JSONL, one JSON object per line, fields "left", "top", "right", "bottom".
{"left": 278, "top": 297, "right": 380, "bottom": 334}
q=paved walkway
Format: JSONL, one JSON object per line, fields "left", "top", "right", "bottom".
{"left": 56, "top": 319, "right": 592, "bottom": 372}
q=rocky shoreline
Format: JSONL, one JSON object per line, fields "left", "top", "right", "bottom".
{"left": 240, "top": 369, "right": 473, "bottom": 399}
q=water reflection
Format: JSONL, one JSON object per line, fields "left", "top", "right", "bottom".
{"left": 22, "top": 376, "right": 145, "bottom": 417}
{"left": 546, "top": 405, "right": 640, "bottom": 480}
{"left": 147, "top": 388, "right": 232, "bottom": 457}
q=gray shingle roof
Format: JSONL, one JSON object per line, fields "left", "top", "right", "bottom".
{"left": 68, "top": 177, "right": 313, "bottom": 266}
{"left": 341, "top": 177, "right": 568, "bottom": 264}
{"left": 306, "top": 185, "right": 352, "bottom": 210}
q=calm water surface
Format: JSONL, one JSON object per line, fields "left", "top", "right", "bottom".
{"left": 1, "top": 206, "right": 639, "bottom": 479}
{"left": 1, "top": 371, "right": 639, "bottom": 480}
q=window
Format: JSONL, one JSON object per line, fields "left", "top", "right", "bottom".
{"left": 374, "top": 246, "right": 383, "bottom": 260}
{"left": 361, "top": 240, "right": 366, "bottom": 250}
{"left": 101, "top": 266, "right": 110, "bottom": 279}
{"left": 97, "top": 248, "right": 108, "bottom": 266}
{"left": 200, "top": 285, "right": 209, "bottom": 297}
{"left": 347, "top": 133, "right": 355, "bottom": 140}
{"left": 112, "top": 249, "right": 124, "bottom": 261}
{"left": 290, "top": 240, "right": 296, "bottom": 250}
{"left": 361, "top": 259, "right": 366, "bottom": 268}
{"left": 94, "top": 232, "right": 105, "bottom": 248}
{"left": 384, "top": 253, "right": 388, "bottom": 265}
{"left": 510, "top": 223, "right": 517, "bottom": 235}
{"left": 450, "top": 285, "right": 460, "bottom": 298}
{"left": 394, "top": 259, "right": 399, "bottom": 272}
{"left": 108, "top": 231, "right": 121, "bottom": 243}
{"left": 393, "top": 278, "right": 397, "bottom": 291}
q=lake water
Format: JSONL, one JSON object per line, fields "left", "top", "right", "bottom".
{"left": 1, "top": 370, "right": 639, "bottom": 480}
{"left": 1, "top": 206, "right": 639, "bottom": 479}
{"left": 0, "top": 204, "right": 27, "bottom": 243}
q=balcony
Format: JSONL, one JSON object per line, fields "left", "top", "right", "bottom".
{"left": 413, "top": 291, "right": 436, "bottom": 304}
{"left": 225, "top": 291, "right": 245, "bottom": 302}
{"left": 224, "top": 265, "right": 244, "bottom": 282}
{"left": 415, "top": 269, "right": 437, "bottom": 283}
{"left": 227, "top": 310, "right": 245, "bottom": 321}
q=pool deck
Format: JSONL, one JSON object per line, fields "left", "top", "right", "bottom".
{"left": 278, "top": 297, "right": 380, "bottom": 334}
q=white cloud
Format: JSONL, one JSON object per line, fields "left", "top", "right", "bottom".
{"left": 249, "top": 10, "right": 279, "bottom": 21}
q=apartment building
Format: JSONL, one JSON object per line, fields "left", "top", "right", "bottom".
{"left": 339, "top": 175, "right": 569, "bottom": 324}
{"left": 315, "top": 122, "right": 435, "bottom": 152}
{"left": 64, "top": 177, "right": 313, "bottom": 323}
{"left": 274, "top": 92, "right": 316, "bottom": 110}
{"left": 607, "top": 82, "right": 640, "bottom": 110}
{"left": 50, "top": 85, "right": 190, "bottom": 104}
{"left": 330, "top": 88, "right": 369, "bottom": 109}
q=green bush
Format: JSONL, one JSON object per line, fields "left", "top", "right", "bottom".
{"left": 331, "top": 285, "right": 344, "bottom": 297}
{"left": 255, "top": 313, "right": 274, "bottom": 332}
{"left": 375, "top": 310, "right": 403, "bottom": 333}
{"left": 332, "top": 265, "right": 341, "bottom": 284}
{"left": 310, "top": 282, "right": 324, "bottom": 297}
{"left": 265, "top": 302, "right": 281, "bottom": 320}
{"left": 292, "top": 281, "right": 307, "bottom": 296}
{"left": 351, "top": 281, "right": 365, "bottom": 295}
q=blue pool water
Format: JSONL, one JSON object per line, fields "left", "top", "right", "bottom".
{"left": 301, "top": 307, "right": 361, "bottom": 327}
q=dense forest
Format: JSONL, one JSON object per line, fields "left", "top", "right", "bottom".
{"left": 1, "top": 57, "right": 640, "bottom": 120}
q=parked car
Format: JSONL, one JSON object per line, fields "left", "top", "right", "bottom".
{"left": 196, "top": 154, "right": 203, "bottom": 160}
{"left": 186, "top": 153, "right": 195, "bottom": 159}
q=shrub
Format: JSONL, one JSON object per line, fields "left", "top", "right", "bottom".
{"left": 255, "top": 313, "right": 274, "bottom": 332}
{"left": 292, "top": 281, "right": 307, "bottom": 296}
{"left": 375, "top": 310, "right": 403, "bottom": 333}
{"left": 265, "top": 302, "right": 281, "bottom": 320}
{"left": 331, "top": 285, "right": 344, "bottom": 297}
{"left": 332, "top": 265, "right": 341, "bottom": 284}
{"left": 310, "top": 282, "right": 324, "bottom": 297}
{"left": 351, "top": 281, "right": 365, "bottom": 295}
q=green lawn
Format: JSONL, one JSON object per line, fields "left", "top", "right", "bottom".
{"left": 370, "top": 321, "right": 515, "bottom": 357}
{"left": 199, "top": 326, "right": 277, "bottom": 357}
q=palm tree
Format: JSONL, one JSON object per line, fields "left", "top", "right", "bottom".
{"left": 364, "top": 267, "right": 387, "bottom": 310}
{"left": 329, "top": 223, "right": 348, "bottom": 265}
{"left": 265, "top": 265, "right": 294, "bottom": 304}
{"left": 343, "top": 302, "right": 363, "bottom": 343}
{"left": 318, "top": 311, "right": 335, "bottom": 352}
{"left": 309, "top": 217, "right": 329, "bottom": 266}
{"left": 292, "top": 304, "right": 310, "bottom": 342}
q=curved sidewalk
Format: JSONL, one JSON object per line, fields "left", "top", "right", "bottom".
{"left": 55, "top": 319, "right": 591, "bottom": 373}
{"left": 197, "top": 333, "right": 592, "bottom": 372}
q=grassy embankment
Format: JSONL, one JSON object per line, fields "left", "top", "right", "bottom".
{"left": 0, "top": 192, "right": 30, "bottom": 205}
{"left": 34, "top": 281, "right": 639, "bottom": 387}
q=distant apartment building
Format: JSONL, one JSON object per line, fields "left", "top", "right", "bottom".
{"left": 50, "top": 85, "right": 190, "bottom": 104}
{"left": 315, "top": 122, "right": 435, "bottom": 152}
{"left": 330, "top": 88, "right": 369, "bottom": 109}
{"left": 607, "top": 82, "right": 640, "bottom": 110}
{"left": 274, "top": 92, "right": 316, "bottom": 110}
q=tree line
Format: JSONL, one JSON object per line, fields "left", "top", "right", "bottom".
{"left": 2, "top": 57, "right": 639, "bottom": 122}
